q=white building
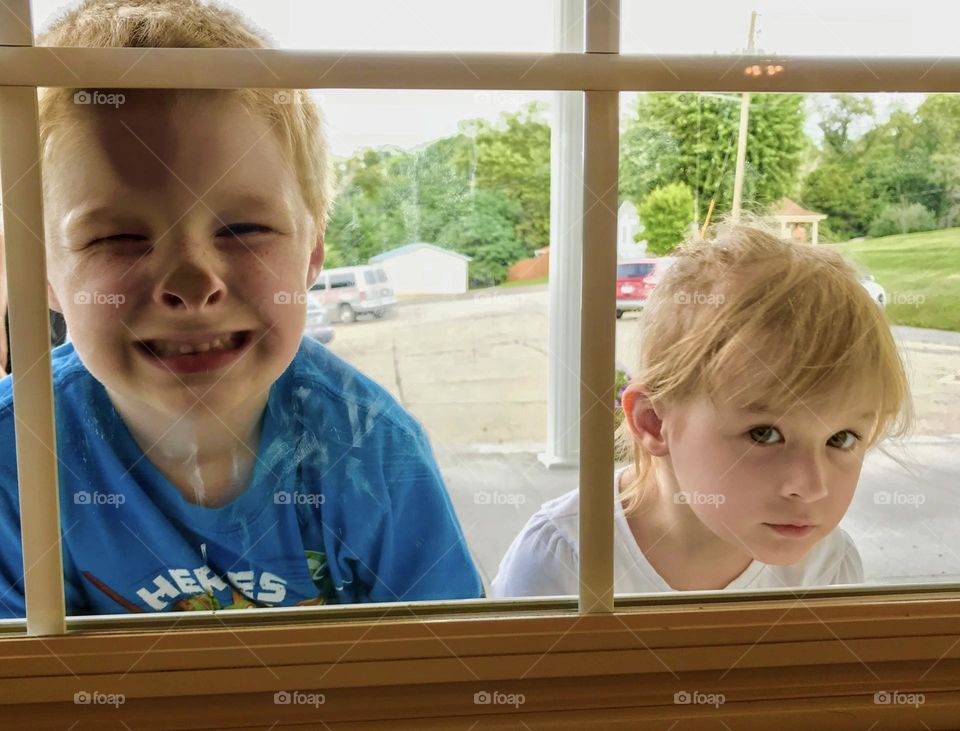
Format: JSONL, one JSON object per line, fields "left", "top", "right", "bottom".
{"left": 618, "top": 200, "right": 647, "bottom": 259}
{"left": 369, "top": 242, "right": 472, "bottom": 296}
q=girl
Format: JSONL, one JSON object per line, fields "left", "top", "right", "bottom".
{"left": 492, "top": 225, "right": 912, "bottom": 596}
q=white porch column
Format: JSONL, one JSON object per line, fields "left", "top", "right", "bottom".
{"left": 538, "top": 0, "right": 584, "bottom": 468}
{"left": 812, "top": 219, "right": 820, "bottom": 244}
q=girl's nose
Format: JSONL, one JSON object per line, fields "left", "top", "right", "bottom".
{"left": 781, "top": 451, "right": 830, "bottom": 501}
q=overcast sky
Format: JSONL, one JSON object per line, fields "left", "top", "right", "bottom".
{"left": 28, "top": 0, "right": 950, "bottom": 157}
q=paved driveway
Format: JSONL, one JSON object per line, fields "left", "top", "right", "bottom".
{"left": 327, "top": 284, "right": 960, "bottom": 445}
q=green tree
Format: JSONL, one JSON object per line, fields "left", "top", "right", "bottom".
{"left": 620, "top": 93, "right": 807, "bottom": 218}
{"left": 325, "top": 105, "right": 549, "bottom": 283}
{"left": 817, "top": 94, "right": 875, "bottom": 155}
{"left": 801, "top": 157, "right": 873, "bottom": 240}
{"left": 438, "top": 189, "right": 527, "bottom": 287}
{"left": 455, "top": 102, "right": 551, "bottom": 255}
{"left": 868, "top": 201, "right": 936, "bottom": 238}
{"left": 639, "top": 182, "right": 694, "bottom": 255}
{"left": 918, "top": 94, "right": 960, "bottom": 226}
{"left": 803, "top": 103, "right": 944, "bottom": 239}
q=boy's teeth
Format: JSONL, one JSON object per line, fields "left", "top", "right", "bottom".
{"left": 150, "top": 333, "right": 239, "bottom": 357}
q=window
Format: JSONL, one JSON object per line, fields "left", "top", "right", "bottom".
{"left": 616, "top": 262, "right": 655, "bottom": 278}
{"left": 328, "top": 273, "right": 356, "bottom": 289}
{"left": 2, "top": 0, "right": 958, "bottom": 725}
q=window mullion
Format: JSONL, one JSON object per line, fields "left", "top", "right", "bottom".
{"left": 0, "top": 0, "right": 67, "bottom": 636}
{"left": 578, "top": 0, "right": 620, "bottom": 615}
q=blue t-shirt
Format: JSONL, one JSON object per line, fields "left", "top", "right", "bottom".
{"left": 0, "top": 337, "right": 483, "bottom": 617}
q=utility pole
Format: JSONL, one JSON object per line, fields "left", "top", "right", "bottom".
{"left": 731, "top": 11, "right": 758, "bottom": 223}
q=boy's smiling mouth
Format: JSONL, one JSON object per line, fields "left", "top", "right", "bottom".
{"left": 134, "top": 330, "right": 254, "bottom": 373}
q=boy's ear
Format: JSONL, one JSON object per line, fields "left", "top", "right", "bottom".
{"left": 622, "top": 385, "right": 670, "bottom": 457}
{"left": 47, "top": 281, "right": 63, "bottom": 314}
{"left": 305, "top": 231, "right": 324, "bottom": 288}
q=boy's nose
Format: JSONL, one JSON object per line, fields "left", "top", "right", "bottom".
{"left": 156, "top": 262, "right": 226, "bottom": 311}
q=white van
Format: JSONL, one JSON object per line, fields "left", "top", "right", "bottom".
{"left": 309, "top": 265, "right": 397, "bottom": 323}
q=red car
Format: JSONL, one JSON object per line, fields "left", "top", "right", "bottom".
{"left": 615, "top": 257, "right": 676, "bottom": 318}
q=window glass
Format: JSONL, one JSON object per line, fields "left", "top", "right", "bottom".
{"left": 616, "top": 263, "right": 655, "bottom": 278}
{"left": 621, "top": 0, "right": 960, "bottom": 58}
{"left": 614, "top": 90, "right": 960, "bottom": 600}
{"left": 329, "top": 273, "right": 356, "bottom": 289}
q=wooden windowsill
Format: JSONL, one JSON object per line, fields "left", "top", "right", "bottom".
{"left": 1, "top": 588, "right": 958, "bottom": 728}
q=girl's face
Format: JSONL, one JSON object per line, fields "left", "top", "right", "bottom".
{"left": 630, "top": 385, "right": 878, "bottom": 566}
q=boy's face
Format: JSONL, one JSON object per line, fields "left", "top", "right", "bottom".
{"left": 43, "top": 92, "right": 323, "bottom": 417}
{"left": 631, "top": 384, "right": 877, "bottom": 567}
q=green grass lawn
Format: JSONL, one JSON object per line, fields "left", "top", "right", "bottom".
{"left": 496, "top": 275, "right": 549, "bottom": 289}
{"left": 489, "top": 229, "right": 958, "bottom": 331}
{"left": 829, "top": 228, "right": 960, "bottom": 332}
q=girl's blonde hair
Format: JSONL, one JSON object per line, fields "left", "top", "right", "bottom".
{"left": 35, "top": 0, "right": 333, "bottom": 232}
{"left": 616, "top": 224, "right": 914, "bottom": 515}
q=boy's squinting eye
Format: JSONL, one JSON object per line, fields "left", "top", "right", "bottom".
{"left": 747, "top": 425, "right": 861, "bottom": 450}
{"left": 217, "top": 223, "right": 272, "bottom": 237}
{"left": 88, "top": 233, "right": 149, "bottom": 246}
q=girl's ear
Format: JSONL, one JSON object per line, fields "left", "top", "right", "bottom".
{"left": 622, "top": 385, "right": 670, "bottom": 457}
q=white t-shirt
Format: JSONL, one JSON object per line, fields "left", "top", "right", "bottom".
{"left": 490, "top": 468, "right": 865, "bottom": 597}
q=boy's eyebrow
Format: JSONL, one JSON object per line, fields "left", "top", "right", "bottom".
{"left": 65, "top": 205, "right": 123, "bottom": 231}
{"left": 66, "top": 194, "right": 288, "bottom": 231}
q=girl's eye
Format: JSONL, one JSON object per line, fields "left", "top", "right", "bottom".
{"left": 827, "top": 430, "right": 860, "bottom": 450}
{"left": 217, "top": 223, "right": 271, "bottom": 237}
{"left": 748, "top": 426, "right": 782, "bottom": 445}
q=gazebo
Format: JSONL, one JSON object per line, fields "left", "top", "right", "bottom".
{"left": 769, "top": 198, "right": 827, "bottom": 244}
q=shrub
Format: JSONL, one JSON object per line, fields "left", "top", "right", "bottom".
{"left": 868, "top": 201, "right": 937, "bottom": 238}
{"left": 639, "top": 182, "right": 694, "bottom": 255}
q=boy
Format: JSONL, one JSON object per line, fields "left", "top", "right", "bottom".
{"left": 0, "top": 0, "right": 483, "bottom": 617}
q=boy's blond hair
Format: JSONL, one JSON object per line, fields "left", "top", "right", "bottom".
{"left": 36, "top": 0, "right": 333, "bottom": 232}
{"left": 616, "top": 224, "right": 914, "bottom": 515}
